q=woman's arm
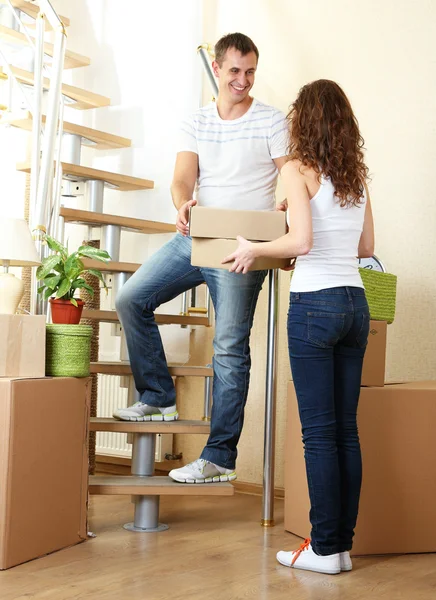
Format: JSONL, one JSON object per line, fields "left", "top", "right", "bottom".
{"left": 222, "top": 161, "right": 313, "bottom": 274}
{"left": 358, "top": 183, "right": 375, "bottom": 258}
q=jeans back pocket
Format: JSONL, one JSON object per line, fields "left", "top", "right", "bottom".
{"left": 307, "top": 312, "right": 346, "bottom": 349}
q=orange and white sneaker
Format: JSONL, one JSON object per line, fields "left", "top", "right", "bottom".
{"left": 276, "top": 539, "right": 341, "bottom": 575}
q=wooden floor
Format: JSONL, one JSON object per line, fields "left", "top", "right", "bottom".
{"left": 1, "top": 494, "right": 435, "bottom": 600}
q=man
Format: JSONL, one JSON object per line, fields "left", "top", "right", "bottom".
{"left": 114, "top": 32, "right": 288, "bottom": 483}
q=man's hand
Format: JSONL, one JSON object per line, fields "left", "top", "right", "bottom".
{"left": 176, "top": 199, "right": 197, "bottom": 236}
{"left": 276, "top": 198, "right": 288, "bottom": 212}
{"left": 222, "top": 236, "right": 256, "bottom": 274}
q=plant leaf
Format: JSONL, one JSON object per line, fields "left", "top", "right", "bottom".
{"left": 55, "top": 278, "right": 72, "bottom": 299}
{"left": 70, "top": 298, "right": 78, "bottom": 307}
{"left": 44, "top": 235, "right": 67, "bottom": 257}
{"left": 74, "top": 282, "right": 94, "bottom": 297}
{"left": 86, "top": 268, "right": 107, "bottom": 289}
{"left": 71, "top": 278, "right": 86, "bottom": 289}
{"left": 44, "top": 288, "right": 53, "bottom": 300}
{"left": 36, "top": 254, "right": 62, "bottom": 280}
{"left": 78, "top": 246, "right": 110, "bottom": 262}
{"left": 64, "top": 252, "right": 79, "bottom": 278}
{"left": 37, "top": 285, "right": 45, "bottom": 294}
{"left": 43, "top": 274, "right": 61, "bottom": 289}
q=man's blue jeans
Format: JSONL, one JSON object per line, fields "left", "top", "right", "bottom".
{"left": 115, "top": 234, "right": 266, "bottom": 470}
{"left": 288, "top": 286, "right": 370, "bottom": 555}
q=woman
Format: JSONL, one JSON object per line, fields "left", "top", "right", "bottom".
{"left": 223, "top": 79, "right": 374, "bottom": 575}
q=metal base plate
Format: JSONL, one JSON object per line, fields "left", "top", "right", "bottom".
{"left": 123, "top": 522, "right": 169, "bottom": 533}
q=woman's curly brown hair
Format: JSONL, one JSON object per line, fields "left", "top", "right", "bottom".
{"left": 287, "top": 80, "right": 368, "bottom": 207}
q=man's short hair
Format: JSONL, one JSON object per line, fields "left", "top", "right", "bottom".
{"left": 214, "top": 33, "right": 259, "bottom": 67}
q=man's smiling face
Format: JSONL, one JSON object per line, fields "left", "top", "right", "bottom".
{"left": 213, "top": 48, "right": 257, "bottom": 105}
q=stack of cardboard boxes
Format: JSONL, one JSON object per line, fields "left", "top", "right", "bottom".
{"left": 0, "top": 315, "right": 90, "bottom": 570}
{"left": 284, "top": 319, "right": 436, "bottom": 555}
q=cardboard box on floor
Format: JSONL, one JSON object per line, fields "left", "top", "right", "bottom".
{"left": 0, "top": 377, "right": 91, "bottom": 570}
{"left": 0, "top": 315, "right": 46, "bottom": 378}
{"left": 361, "top": 320, "right": 387, "bottom": 387}
{"left": 284, "top": 380, "right": 436, "bottom": 555}
{"left": 189, "top": 206, "right": 289, "bottom": 271}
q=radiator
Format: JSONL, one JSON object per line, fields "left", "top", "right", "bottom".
{"left": 96, "top": 374, "right": 173, "bottom": 462}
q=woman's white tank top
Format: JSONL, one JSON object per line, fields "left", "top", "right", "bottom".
{"left": 290, "top": 176, "right": 366, "bottom": 292}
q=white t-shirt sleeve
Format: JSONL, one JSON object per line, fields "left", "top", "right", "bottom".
{"left": 177, "top": 114, "right": 198, "bottom": 154}
{"left": 269, "top": 110, "right": 289, "bottom": 159}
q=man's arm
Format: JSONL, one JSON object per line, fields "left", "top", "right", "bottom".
{"left": 274, "top": 156, "right": 289, "bottom": 211}
{"left": 171, "top": 151, "right": 199, "bottom": 236}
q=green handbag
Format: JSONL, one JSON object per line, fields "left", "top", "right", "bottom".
{"left": 359, "top": 268, "right": 397, "bottom": 324}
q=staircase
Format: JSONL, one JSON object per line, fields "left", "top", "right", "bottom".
{"left": 0, "top": 0, "right": 225, "bottom": 532}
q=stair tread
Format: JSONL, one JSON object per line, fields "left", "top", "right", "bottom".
{"left": 60, "top": 208, "right": 175, "bottom": 234}
{"left": 82, "top": 259, "right": 140, "bottom": 273}
{"left": 89, "top": 475, "right": 234, "bottom": 496}
{"left": 90, "top": 417, "right": 210, "bottom": 434}
{"left": 18, "top": 162, "right": 154, "bottom": 191}
{"left": 1, "top": 111, "right": 131, "bottom": 149}
{"left": 0, "top": 24, "right": 89, "bottom": 69}
{"left": 2, "top": 66, "right": 110, "bottom": 110}
{"left": 90, "top": 361, "right": 213, "bottom": 378}
{"left": 0, "top": 1, "right": 71, "bottom": 27}
{"left": 82, "top": 309, "right": 210, "bottom": 327}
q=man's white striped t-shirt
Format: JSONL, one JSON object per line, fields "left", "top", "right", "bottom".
{"left": 178, "top": 98, "right": 289, "bottom": 211}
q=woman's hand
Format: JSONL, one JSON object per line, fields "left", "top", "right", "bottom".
{"left": 222, "top": 236, "right": 257, "bottom": 274}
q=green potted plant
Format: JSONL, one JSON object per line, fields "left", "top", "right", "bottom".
{"left": 36, "top": 234, "right": 110, "bottom": 324}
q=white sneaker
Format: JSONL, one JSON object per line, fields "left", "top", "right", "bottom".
{"left": 276, "top": 539, "right": 340, "bottom": 575}
{"left": 169, "top": 458, "right": 237, "bottom": 483}
{"left": 340, "top": 551, "right": 352, "bottom": 571}
{"left": 113, "top": 402, "right": 178, "bottom": 422}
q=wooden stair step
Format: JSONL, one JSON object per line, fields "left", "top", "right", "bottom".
{"left": 81, "top": 259, "right": 140, "bottom": 274}
{"left": 0, "top": 1, "right": 70, "bottom": 28}
{"left": 90, "top": 417, "right": 210, "bottom": 434}
{"left": 18, "top": 162, "right": 154, "bottom": 192}
{"left": 2, "top": 66, "right": 110, "bottom": 110}
{"left": 89, "top": 475, "right": 234, "bottom": 496}
{"left": 90, "top": 361, "right": 213, "bottom": 378}
{"left": 0, "top": 25, "right": 89, "bottom": 69}
{"left": 1, "top": 111, "right": 131, "bottom": 149}
{"left": 60, "top": 208, "right": 175, "bottom": 234}
{"left": 82, "top": 308, "right": 210, "bottom": 326}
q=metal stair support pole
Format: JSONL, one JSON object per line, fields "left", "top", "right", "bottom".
{"left": 261, "top": 269, "right": 279, "bottom": 527}
{"left": 123, "top": 433, "right": 169, "bottom": 532}
{"left": 202, "top": 364, "right": 213, "bottom": 421}
{"left": 62, "top": 132, "right": 82, "bottom": 164}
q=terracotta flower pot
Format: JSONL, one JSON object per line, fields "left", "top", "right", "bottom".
{"left": 49, "top": 298, "right": 85, "bottom": 324}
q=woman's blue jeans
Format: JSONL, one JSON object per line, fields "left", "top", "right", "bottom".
{"left": 288, "top": 286, "right": 370, "bottom": 555}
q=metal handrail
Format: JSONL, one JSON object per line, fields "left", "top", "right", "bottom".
{"left": 0, "top": 0, "right": 67, "bottom": 315}
{"left": 197, "top": 44, "right": 218, "bottom": 97}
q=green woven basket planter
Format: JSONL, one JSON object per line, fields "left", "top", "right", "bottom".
{"left": 359, "top": 268, "right": 397, "bottom": 324}
{"left": 46, "top": 324, "right": 93, "bottom": 377}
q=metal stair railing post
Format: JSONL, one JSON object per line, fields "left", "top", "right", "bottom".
{"left": 261, "top": 269, "right": 279, "bottom": 527}
{"left": 124, "top": 432, "right": 169, "bottom": 532}
{"left": 197, "top": 44, "right": 279, "bottom": 525}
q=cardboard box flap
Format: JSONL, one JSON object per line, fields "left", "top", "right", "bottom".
{"left": 189, "top": 206, "right": 287, "bottom": 242}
